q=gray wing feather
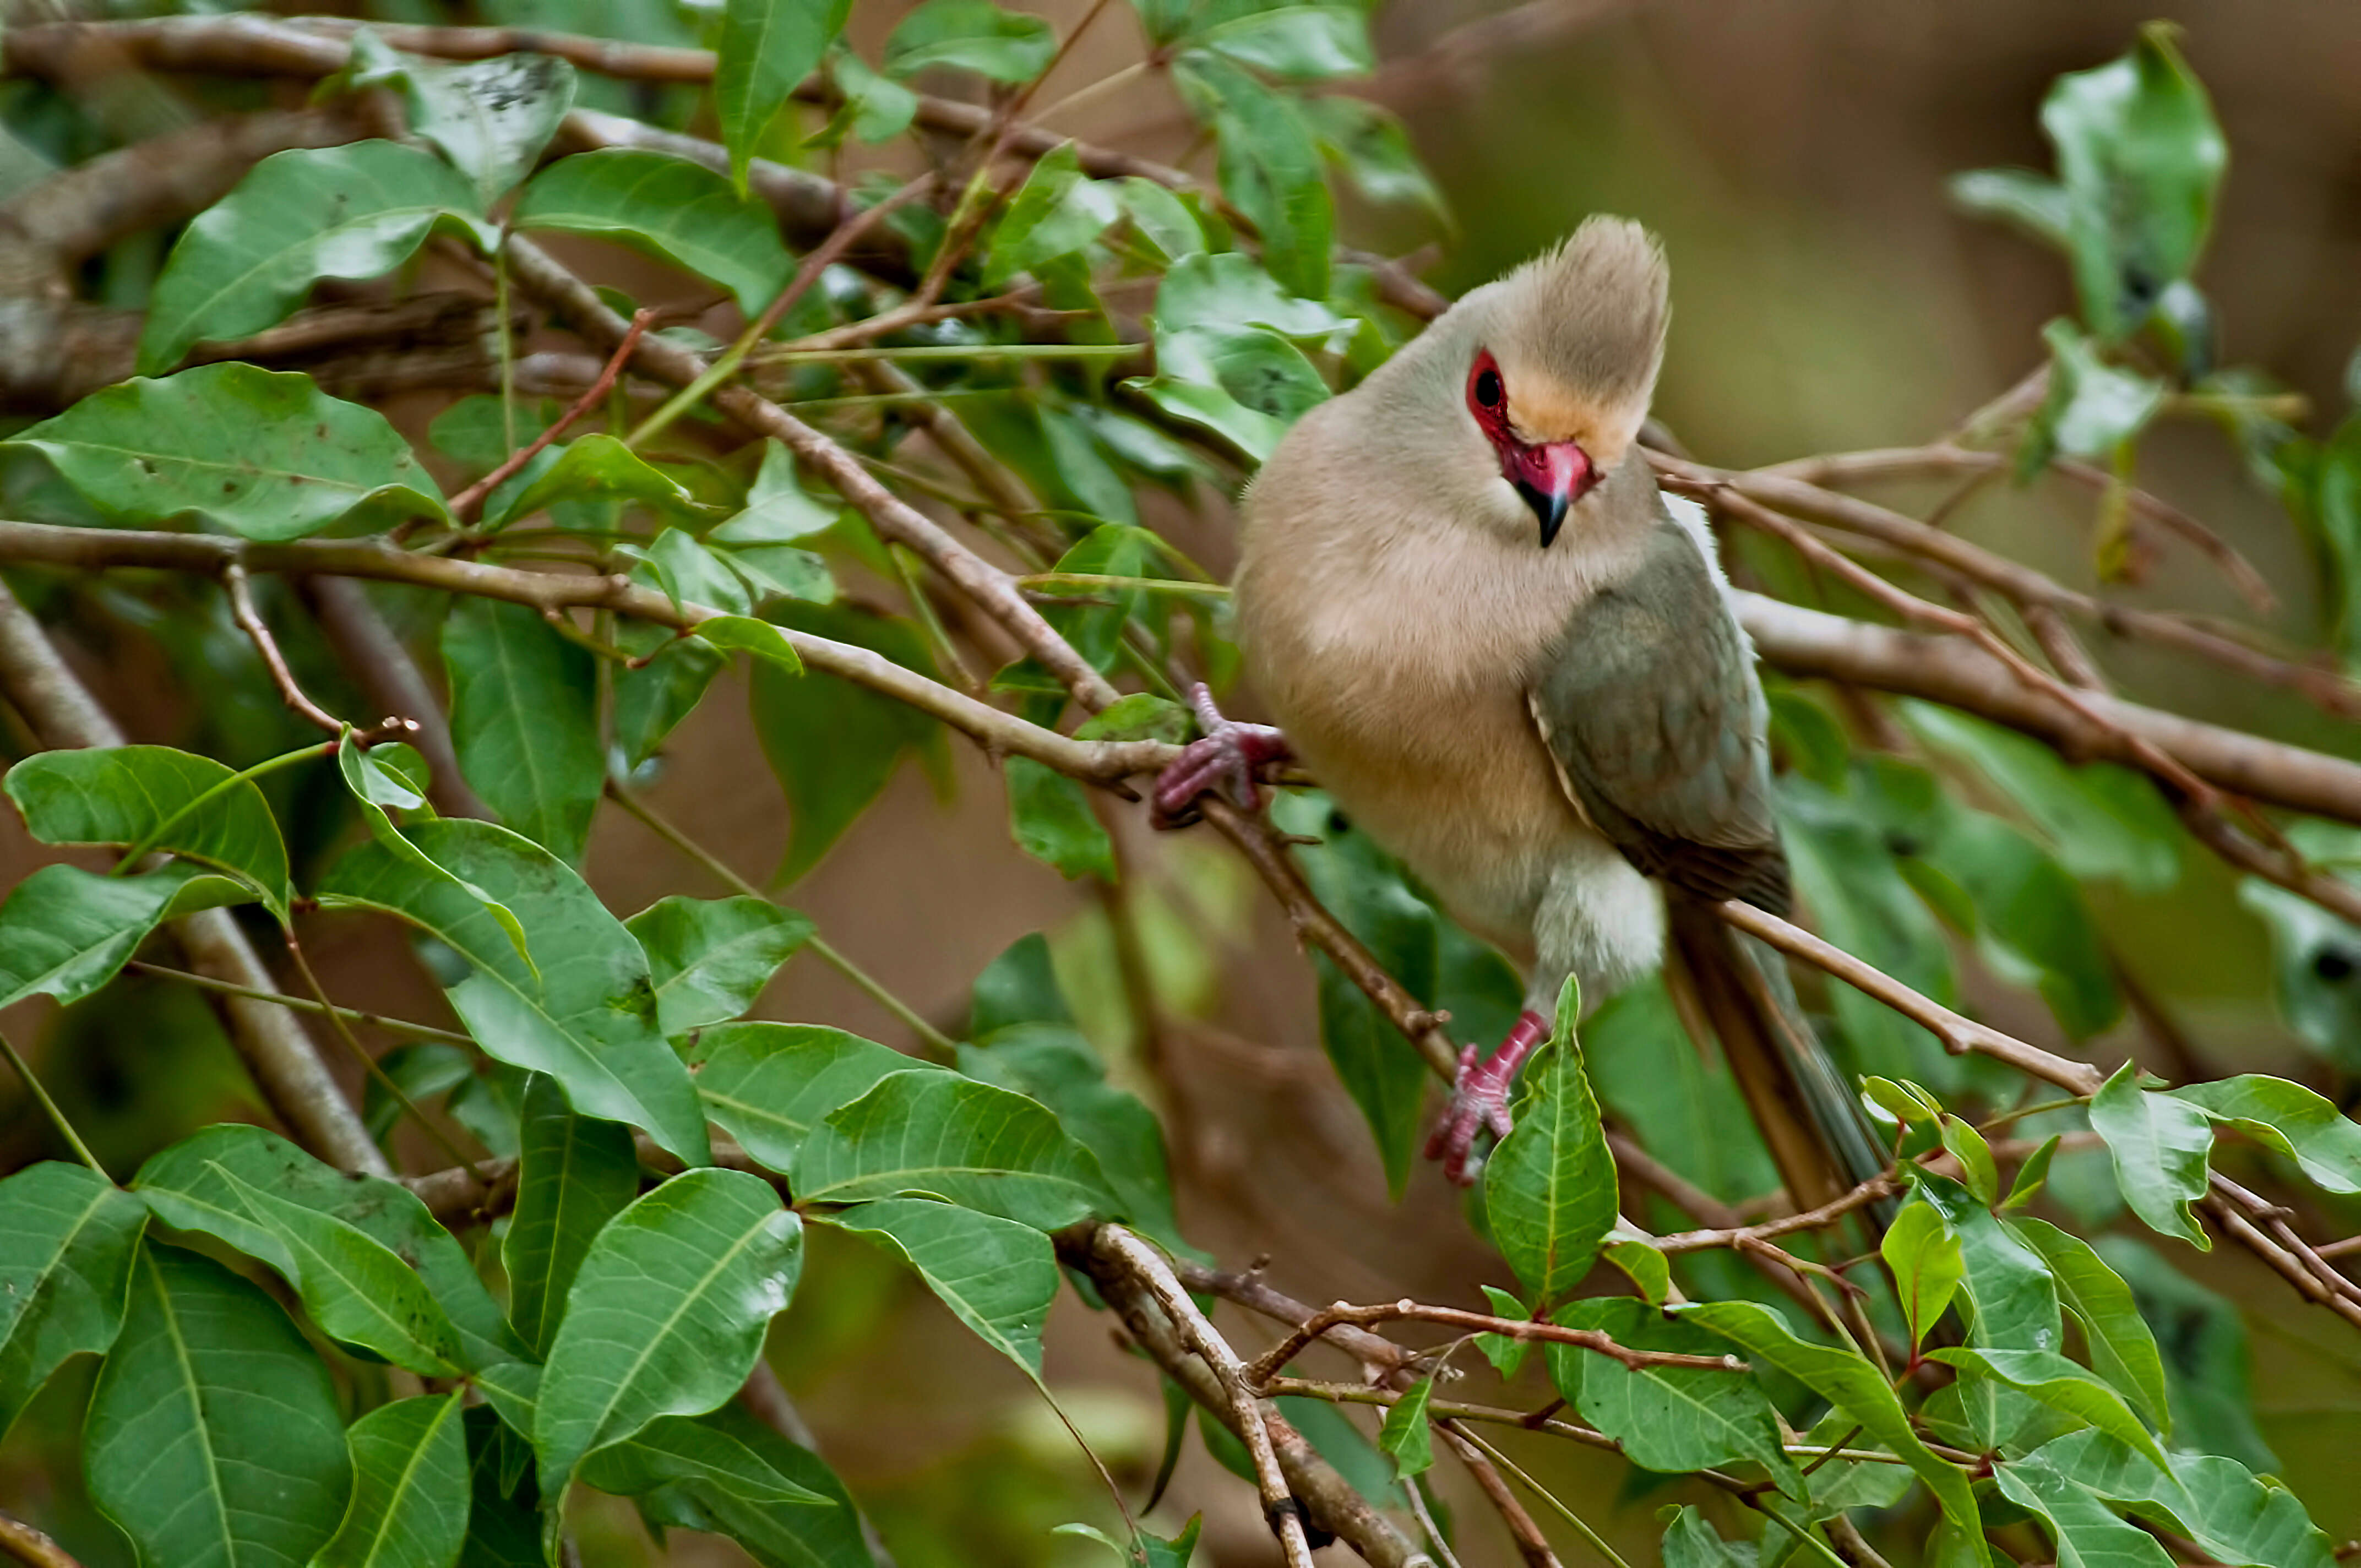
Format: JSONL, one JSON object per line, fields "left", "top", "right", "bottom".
{"left": 1528, "top": 509, "right": 1791, "bottom": 914}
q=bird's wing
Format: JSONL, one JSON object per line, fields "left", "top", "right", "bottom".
{"left": 1525, "top": 503, "right": 1791, "bottom": 914}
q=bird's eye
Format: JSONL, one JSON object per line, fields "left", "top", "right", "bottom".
{"left": 1474, "top": 368, "right": 1503, "bottom": 407}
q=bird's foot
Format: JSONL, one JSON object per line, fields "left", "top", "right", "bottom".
{"left": 1425, "top": 1010, "right": 1551, "bottom": 1186}
{"left": 1151, "top": 683, "right": 1291, "bottom": 827}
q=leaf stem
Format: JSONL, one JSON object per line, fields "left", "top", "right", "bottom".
{"left": 0, "top": 1025, "right": 105, "bottom": 1178}
{"left": 605, "top": 781, "right": 959, "bottom": 1061}
{"left": 282, "top": 934, "right": 481, "bottom": 1171}
{"left": 123, "top": 961, "right": 475, "bottom": 1046}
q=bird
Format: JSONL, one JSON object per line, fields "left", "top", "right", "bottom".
{"left": 1152, "top": 216, "right": 1885, "bottom": 1210}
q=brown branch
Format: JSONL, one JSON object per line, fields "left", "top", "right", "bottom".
{"left": 223, "top": 563, "right": 383, "bottom": 739}
{"left": 448, "top": 308, "right": 654, "bottom": 525}
{"left": 1071, "top": 1226, "right": 1416, "bottom": 1567}
{"left": 300, "top": 578, "right": 492, "bottom": 820}
{"left": 1435, "top": 1421, "right": 1563, "bottom": 1568}
{"left": 0, "top": 1511, "right": 82, "bottom": 1568}
{"left": 0, "top": 581, "right": 387, "bottom": 1175}
{"left": 1656, "top": 1174, "right": 1904, "bottom": 1255}
{"left": 1242, "top": 1299, "right": 1744, "bottom": 1391}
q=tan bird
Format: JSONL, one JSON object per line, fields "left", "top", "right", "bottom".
{"left": 1155, "top": 217, "right": 1882, "bottom": 1207}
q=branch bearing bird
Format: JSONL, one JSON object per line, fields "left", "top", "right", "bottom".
{"left": 1155, "top": 217, "right": 1885, "bottom": 1206}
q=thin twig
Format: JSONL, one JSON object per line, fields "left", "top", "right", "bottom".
{"left": 1657, "top": 1175, "right": 1905, "bottom": 1255}
{"left": 0, "top": 1511, "right": 84, "bottom": 1568}
{"left": 124, "top": 961, "right": 475, "bottom": 1047}
{"left": 1242, "top": 1299, "right": 1744, "bottom": 1390}
{"left": 448, "top": 307, "right": 654, "bottom": 524}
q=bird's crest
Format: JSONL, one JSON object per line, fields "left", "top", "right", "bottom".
{"left": 1490, "top": 216, "right": 1669, "bottom": 458}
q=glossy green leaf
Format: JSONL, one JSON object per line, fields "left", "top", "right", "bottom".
{"left": 2033, "top": 318, "right": 2167, "bottom": 464}
{"left": 1005, "top": 757, "right": 1116, "bottom": 881}
{"left": 318, "top": 818, "right": 711, "bottom": 1165}
{"left": 988, "top": 143, "right": 1121, "bottom": 283}
{"left": 491, "top": 433, "right": 699, "bottom": 529}
{"left": 2009, "top": 1216, "right": 2168, "bottom": 1429}
{"left": 823, "top": 47, "right": 919, "bottom": 145}
{"left": 751, "top": 602, "right": 945, "bottom": 883}
{"left": 717, "top": 0, "right": 853, "bottom": 187}
{"left": 315, "top": 1393, "right": 470, "bottom": 1568}
{"left": 1375, "top": 1374, "right": 1434, "bottom": 1480}
{"left": 1474, "top": 1284, "right": 1531, "bottom": 1380}
{"left": 614, "top": 640, "right": 725, "bottom": 770}
{"left": 884, "top": 0, "right": 1056, "bottom": 83}
{"left": 1994, "top": 1448, "right": 2175, "bottom": 1568}
{"left": 1661, "top": 1506, "right": 1755, "bottom": 1568}
{"left": 512, "top": 150, "right": 792, "bottom": 314}
{"left": 1484, "top": 977, "right": 1614, "bottom": 1306}
{"left": 1196, "top": 5, "right": 1372, "bottom": 80}
{"left": 536, "top": 1169, "right": 802, "bottom": 1491}
{"left": 6, "top": 744, "right": 291, "bottom": 919}
{"left": 1172, "top": 52, "right": 1330, "bottom": 298}
{"left": 1931, "top": 1347, "right": 2167, "bottom": 1468}
{"left": 1301, "top": 94, "right": 1445, "bottom": 218}
{"left": 0, "top": 863, "right": 247, "bottom": 1011}
{"left": 442, "top": 598, "right": 603, "bottom": 865}
{"left": 1683, "top": 1299, "right": 1989, "bottom": 1562}
{"left": 1883, "top": 1197, "right": 1965, "bottom": 1349}
{"left": 2172, "top": 1074, "right": 2361, "bottom": 1193}
{"left": 336, "top": 736, "right": 535, "bottom": 974}
{"left": 1939, "top": 1114, "right": 2001, "bottom": 1205}
{"left": 578, "top": 1405, "right": 874, "bottom": 1567}
{"left": 503, "top": 1076, "right": 643, "bottom": 1359}
{"left": 638, "top": 527, "right": 754, "bottom": 620}
{"left": 1950, "top": 167, "right": 2072, "bottom": 248}
{"left": 0, "top": 1163, "right": 146, "bottom": 1438}
{"left": 957, "top": 1023, "right": 1182, "bottom": 1248}
{"left": 694, "top": 614, "right": 808, "bottom": 674}
{"left": 132, "top": 1124, "right": 522, "bottom": 1370}
{"left": 458, "top": 1405, "right": 543, "bottom": 1568}
{"left": 822, "top": 1198, "right": 1057, "bottom": 1378}
{"left": 7, "top": 362, "right": 448, "bottom": 539}
{"left": 209, "top": 1163, "right": 470, "bottom": 1374}
{"left": 139, "top": 140, "right": 491, "bottom": 373}
{"left": 2004, "top": 1133, "right": 2061, "bottom": 1211}
{"left": 346, "top": 34, "right": 576, "bottom": 205}
{"left": 85, "top": 1245, "right": 351, "bottom": 1568}
{"left": 1547, "top": 1298, "right": 1796, "bottom": 1493}
{"left": 2087, "top": 1062, "right": 2212, "bottom": 1249}
{"left": 689, "top": 1022, "right": 940, "bottom": 1173}
{"left": 1864, "top": 1076, "right": 1942, "bottom": 1125}
{"left": 627, "top": 895, "right": 813, "bottom": 1037}
{"left": 2039, "top": 23, "right": 2226, "bottom": 339}
{"left": 792, "top": 1069, "right": 1118, "bottom": 1227}
{"left": 2023, "top": 1429, "right": 2333, "bottom": 1568}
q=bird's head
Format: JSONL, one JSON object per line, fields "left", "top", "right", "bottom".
{"left": 1462, "top": 216, "right": 1668, "bottom": 547}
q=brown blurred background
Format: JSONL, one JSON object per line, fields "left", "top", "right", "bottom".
{"left": 7, "top": 2, "right": 2361, "bottom": 1563}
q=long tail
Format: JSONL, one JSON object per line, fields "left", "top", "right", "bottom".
{"left": 1664, "top": 895, "right": 1889, "bottom": 1222}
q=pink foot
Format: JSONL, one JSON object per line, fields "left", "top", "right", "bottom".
{"left": 1426, "top": 1010, "right": 1550, "bottom": 1185}
{"left": 1151, "top": 683, "right": 1291, "bottom": 827}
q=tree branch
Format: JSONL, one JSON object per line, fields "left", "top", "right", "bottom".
{"left": 1242, "top": 1299, "right": 1744, "bottom": 1391}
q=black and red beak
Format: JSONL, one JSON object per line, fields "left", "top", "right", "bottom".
{"left": 1504, "top": 440, "right": 1595, "bottom": 548}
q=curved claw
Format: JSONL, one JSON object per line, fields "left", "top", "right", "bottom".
{"left": 1150, "top": 683, "right": 1291, "bottom": 828}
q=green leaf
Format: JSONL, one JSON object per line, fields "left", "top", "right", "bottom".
{"left": 1939, "top": 1114, "right": 2001, "bottom": 1206}
{"left": 442, "top": 597, "right": 603, "bottom": 865}
{"left": 337, "top": 736, "right": 535, "bottom": 975}
{"left": 615, "top": 640, "right": 725, "bottom": 770}
{"left": 198, "top": 1163, "right": 468, "bottom": 1376}
{"left": 512, "top": 149, "right": 793, "bottom": 315}
{"left": 459, "top": 1405, "right": 543, "bottom": 1568}
{"left": 1197, "top": 5, "right": 1373, "bottom": 80}
{"left": 491, "top": 433, "right": 699, "bottom": 529}
{"left": 577, "top": 1404, "right": 875, "bottom": 1567}
{"left": 989, "top": 142, "right": 1122, "bottom": 284}
{"left": 822, "top": 1198, "right": 1058, "bottom": 1379}
{"left": 884, "top": 0, "right": 1056, "bottom": 83}
{"left": 2093, "top": 1238, "right": 2276, "bottom": 1473}
{"left": 1864, "top": 1076, "right": 1942, "bottom": 1125}
{"left": 1683, "top": 1298, "right": 1989, "bottom": 1563}
{"left": 2087, "top": 1061, "right": 2212, "bottom": 1249}
{"left": 1483, "top": 976, "right": 1614, "bottom": 1306}
{"left": 132, "top": 1124, "right": 523, "bottom": 1370}
{"left": 139, "top": 140, "right": 491, "bottom": 373}
{"left": 85, "top": 1245, "right": 352, "bottom": 1568}
{"left": 751, "top": 602, "right": 945, "bottom": 883}
{"left": 0, "top": 1163, "right": 146, "bottom": 1438}
{"left": 1661, "top": 1506, "right": 1756, "bottom": 1568}
{"left": 689, "top": 1022, "right": 941, "bottom": 1173}
{"left": 1950, "top": 167, "right": 2074, "bottom": 248}
{"left": 2008, "top": 1216, "right": 2169, "bottom": 1429}
{"left": 2033, "top": 318, "right": 2167, "bottom": 464}
{"left": 2039, "top": 23, "right": 2226, "bottom": 340}
{"left": 503, "top": 1076, "right": 643, "bottom": 1359}
{"left": 0, "top": 862, "right": 248, "bottom": 1011}
{"left": 1930, "top": 1347, "right": 2168, "bottom": 1468}
{"left": 1924, "top": 811, "right": 2123, "bottom": 1041}
{"left": 717, "top": 0, "right": 853, "bottom": 188}
{"left": 1603, "top": 1229, "right": 1672, "bottom": 1305}
{"left": 536, "top": 1168, "right": 803, "bottom": 1493}
{"left": 1474, "top": 1283, "right": 1531, "bottom": 1380}
{"left": 2003, "top": 1133, "right": 2061, "bottom": 1212}
{"left": 1300, "top": 94, "right": 1445, "bottom": 219}
{"left": 792, "top": 1069, "right": 1118, "bottom": 1227}
{"left": 2170, "top": 1074, "right": 2361, "bottom": 1193}
{"left": 6, "top": 743, "right": 291, "bottom": 919}
{"left": 1005, "top": 757, "right": 1116, "bottom": 880}
{"left": 1883, "top": 1197, "right": 1965, "bottom": 1350}
{"left": 1073, "top": 694, "right": 1192, "bottom": 746}
{"left": 1375, "top": 1374, "right": 1434, "bottom": 1481}
{"left": 2023, "top": 1429, "right": 2333, "bottom": 1568}
{"left": 1994, "top": 1447, "right": 2175, "bottom": 1568}
{"left": 1172, "top": 52, "right": 1331, "bottom": 298}
{"left": 627, "top": 895, "right": 813, "bottom": 1037}
{"left": 7, "top": 360, "right": 445, "bottom": 540}
{"left": 1116, "top": 177, "right": 1204, "bottom": 263}
{"left": 346, "top": 34, "right": 577, "bottom": 205}
{"left": 824, "top": 47, "right": 920, "bottom": 145}
{"left": 315, "top": 1392, "right": 471, "bottom": 1568}
{"left": 1547, "top": 1298, "right": 1797, "bottom": 1493}
{"left": 957, "top": 1023, "right": 1183, "bottom": 1248}
{"left": 317, "top": 818, "right": 711, "bottom": 1166}
{"left": 1916, "top": 1173, "right": 2063, "bottom": 1354}
{"left": 694, "top": 614, "right": 808, "bottom": 674}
